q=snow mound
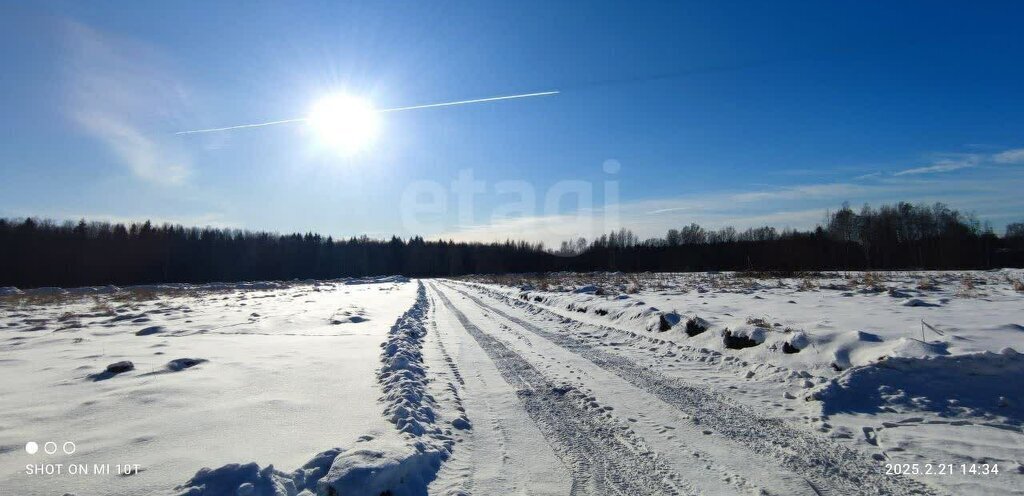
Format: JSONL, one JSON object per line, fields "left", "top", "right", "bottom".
{"left": 66, "top": 285, "right": 121, "bottom": 295}
{"left": 884, "top": 337, "right": 950, "bottom": 358}
{"left": 136, "top": 325, "right": 166, "bottom": 336}
{"left": 783, "top": 331, "right": 809, "bottom": 353}
{"left": 166, "top": 358, "right": 208, "bottom": 371}
{"left": 0, "top": 286, "right": 21, "bottom": 296}
{"left": 176, "top": 448, "right": 345, "bottom": 495}
{"left": 813, "top": 351, "right": 1024, "bottom": 424}
{"left": 723, "top": 325, "right": 768, "bottom": 349}
{"left": 23, "top": 286, "right": 67, "bottom": 296}
{"left": 645, "top": 311, "right": 681, "bottom": 332}
{"left": 176, "top": 462, "right": 297, "bottom": 496}
{"left": 344, "top": 275, "right": 410, "bottom": 285}
{"left": 900, "top": 298, "right": 942, "bottom": 307}
{"left": 318, "top": 443, "right": 444, "bottom": 496}
{"left": 684, "top": 316, "right": 710, "bottom": 336}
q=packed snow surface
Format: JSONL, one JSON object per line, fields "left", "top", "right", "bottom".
{"left": 1, "top": 270, "right": 1021, "bottom": 495}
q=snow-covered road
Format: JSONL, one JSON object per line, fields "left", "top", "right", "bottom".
{"left": 425, "top": 281, "right": 934, "bottom": 496}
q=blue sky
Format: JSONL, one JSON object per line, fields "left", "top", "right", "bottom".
{"left": 2, "top": 1, "right": 1023, "bottom": 245}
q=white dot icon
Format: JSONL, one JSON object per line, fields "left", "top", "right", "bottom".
{"left": 25, "top": 442, "right": 38, "bottom": 455}
{"left": 44, "top": 442, "right": 57, "bottom": 455}
{"left": 63, "top": 441, "right": 76, "bottom": 455}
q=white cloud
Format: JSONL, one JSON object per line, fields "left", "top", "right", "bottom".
{"left": 646, "top": 206, "right": 694, "bottom": 215}
{"left": 434, "top": 213, "right": 609, "bottom": 247}
{"left": 64, "top": 21, "right": 193, "bottom": 185}
{"left": 728, "top": 183, "right": 868, "bottom": 202}
{"left": 993, "top": 148, "right": 1024, "bottom": 164}
{"left": 894, "top": 156, "right": 980, "bottom": 176}
{"left": 892, "top": 147, "right": 1024, "bottom": 176}
{"left": 854, "top": 172, "right": 882, "bottom": 180}
{"left": 74, "top": 112, "right": 190, "bottom": 184}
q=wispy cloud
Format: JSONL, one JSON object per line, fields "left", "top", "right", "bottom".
{"left": 854, "top": 172, "right": 882, "bottom": 180}
{"left": 993, "top": 148, "right": 1024, "bottom": 164}
{"left": 727, "top": 183, "right": 869, "bottom": 202}
{"left": 894, "top": 155, "right": 981, "bottom": 176}
{"left": 646, "top": 206, "right": 694, "bottom": 215}
{"left": 893, "top": 146, "right": 1024, "bottom": 176}
{"left": 64, "top": 21, "right": 192, "bottom": 184}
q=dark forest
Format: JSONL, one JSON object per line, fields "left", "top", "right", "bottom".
{"left": 2, "top": 202, "right": 1022, "bottom": 288}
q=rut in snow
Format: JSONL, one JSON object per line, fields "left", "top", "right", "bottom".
{"left": 440, "top": 281, "right": 938, "bottom": 496}
{"left": 431, "top": 283, "right": 693, "bottom": 496}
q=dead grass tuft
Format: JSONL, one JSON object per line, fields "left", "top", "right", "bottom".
{"left": 1011, "top": 278, "right": 1024, "bottom": 293}
{"left": 797, "top": 278, "right": 816, "bottom": 291}
{"left": 746, "top": 316, "right": 771, "bottom": 328}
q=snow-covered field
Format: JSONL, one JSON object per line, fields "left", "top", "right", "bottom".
{"left": 1, "top": 271, "right": 1022, "bottom": 495}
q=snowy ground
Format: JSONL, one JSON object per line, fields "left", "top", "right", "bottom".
{"left": 0, "top": 277, "right": 416, "bottom": 495}
{"left": 1, "top": 271, "right": 1021, "bottom": 495}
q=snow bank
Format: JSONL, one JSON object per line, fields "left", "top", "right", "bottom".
{"left": 487, "top": 271, "right": 1024, "bottom": 380}
{"left": 177, "top": 463, "right": 298, "bottom": 496}
{"left": 812, "top": 349, "right": 1024, "bottom": 424}
{"left": 21, "top": 286, "right": 67, "bottom": 295}
{"left": 343, "top": 275, "right": 410, "bottom": 285}
{"left": 175, "top": 447, "right": 346, "bottom": 496}
{"left": 317, "top": 445, "right": 443, "bottom": 496}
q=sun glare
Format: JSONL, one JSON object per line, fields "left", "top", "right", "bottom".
{"left": 307, "top": 93, "right": 380, "bottom": 154}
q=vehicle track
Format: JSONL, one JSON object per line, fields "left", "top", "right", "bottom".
{"left": 430, "top": 283, "right": 693, "bottom": 496}
{"left": 425, "top": 293, "right": 475, "bottom": 496}
{"left": 439, "top": 280, "right": 939, "bottom": 496}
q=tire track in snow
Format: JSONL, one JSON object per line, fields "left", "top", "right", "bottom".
{"left": 425, "top": 292, "right": 476, "bottom": 496}
{"left": 441, "top": 281, "right": 939, "bottom": 496}
{"left": 431, "top": 283, "right": 692, "bottom": 496}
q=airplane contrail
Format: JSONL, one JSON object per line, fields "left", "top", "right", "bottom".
{"left": 378, "top": 90, "right": 558, "bottom": 113}
{"left": 174, "top": 118, "right": 307, "bottom": 135}
{"left": 175, "top": 90, "right": 559, "bottom": 135}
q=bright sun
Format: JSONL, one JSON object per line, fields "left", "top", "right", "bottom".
{"left": 307, "top": 93, "right": 381, "bottom": 154}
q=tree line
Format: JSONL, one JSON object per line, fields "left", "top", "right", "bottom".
{"left": 1, "top": 201, "right": 1022, "bottom": 288}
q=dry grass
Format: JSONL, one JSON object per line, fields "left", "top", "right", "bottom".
{"left": 797, "top": 278, "right": 817, "bottom": 291}
{"left": 0, "top": 292, "right": 73, "bottom": 308}
{"left": 463, "top": 272, "right": 674, "bottom": 295}
{"left": 916, "top": 277, "right": 939, "bottom": 291}
{"left": 89, "top": 297, "right": 116, "bottom": 316}
{"left": 1010, "top": 277, "right": 1024, "bottom": 293}
{"left": 956, "top": 274, "right": 980, "bottom": 298}
{"left": 109, "top": 288, "right": 161, "bottom": 303}
{"left": 746, "top": 316, "right": 771, "bottom": 328}
{"left": 859, "top": 272, "right": 884, "bottom": 288}
{"left": 624, "top": 274, "right": 643, "bottom": 294}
